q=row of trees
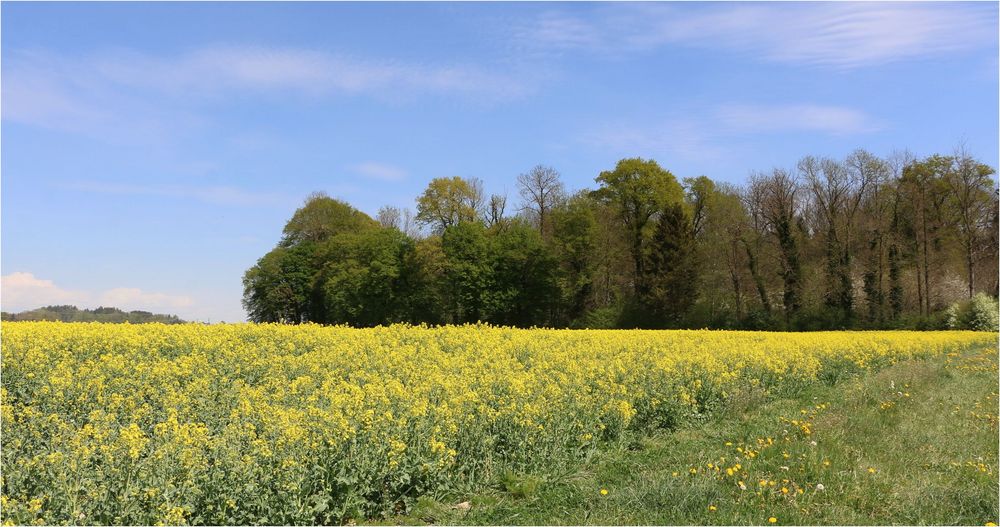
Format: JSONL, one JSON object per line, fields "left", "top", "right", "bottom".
{"left": 243, "top": 148, "right": 998, "bottom": 329}
{"left": 0, "top": 305, "right": 186, "bottom": 324}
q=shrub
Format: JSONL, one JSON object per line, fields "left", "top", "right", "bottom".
{"left": 945, "top": 293, "right": 999, "bottom": 332}
{"left": 967, "top": 293, "right": 1000, "bottom": 332}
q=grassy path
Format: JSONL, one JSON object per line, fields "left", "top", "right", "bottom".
{"left": 395, "top": 343, "right": 998, "bottom": 525}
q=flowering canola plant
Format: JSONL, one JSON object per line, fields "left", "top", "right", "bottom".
{"left": 1, "top": 322, "right": 992, "bottom": 525}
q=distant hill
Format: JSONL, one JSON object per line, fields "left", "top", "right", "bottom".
{"left": 1, "top": 305, "right": 186, "bottom": 324}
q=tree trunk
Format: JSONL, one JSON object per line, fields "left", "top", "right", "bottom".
{"left": 914, "top": 237, "right": 924, "bottom": 317}
{"left": 967, "top": 251, "right": 975, "bottom": 298}
{"left": 743, "top": 240, "right": 771, "bottom": 314}
{"left": 922, "top": 214, "right": 931, "bottom": 313}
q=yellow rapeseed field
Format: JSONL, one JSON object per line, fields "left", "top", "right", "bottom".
{"left": 1, "top": 322, "right": 993, "bottom": 525}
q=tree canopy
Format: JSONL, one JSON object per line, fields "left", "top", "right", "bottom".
{"left": 244, "top": 150, "right": 998, "bottom": 330}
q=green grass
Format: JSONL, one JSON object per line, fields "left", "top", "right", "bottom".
{"left": 386, "top": 344, "right": 999, "bottom": 525}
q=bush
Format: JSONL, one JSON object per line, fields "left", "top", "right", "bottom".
{"left": 967, "top": 293, "right": 999, "bottom": 331}
{"left": 945, "top": 293, "right": 999, "bottom": 332}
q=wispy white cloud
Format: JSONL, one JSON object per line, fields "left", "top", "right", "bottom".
{"left": 59, "top": 181, "right": 295, "bottom": 207}
{"left": 2, "top": 51, "right": 206, "bottom": 144}
{"left": 1, "top": 272, "right": 192, "bottom": 314}
{"left": 716, "top": 104, "right": 884, "bottom": 135}
{"left": 516, "top": 3, "right": 996, "bottom": 68}
{"left": 2, "top": 45, "right": 537, "bottom": 140}
{"left": 582, "top": 118, "right": 728, "bottom": 163}
{"left": 351, "top": 162, "right": 408, "bottom": 182}
{"left": 582, "top": 102, "right": 883, "bottom": 160}
{"left": 1, "top": 44, "right": 543, "bottom": 154}
{"left": 86, "top": 45, "right": 536, "bottom": 100}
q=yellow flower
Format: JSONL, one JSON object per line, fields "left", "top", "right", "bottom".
{"left": 2, "top": 321, "right": 990, "bottom": 524}
{"left": 868, "top": 467, "right": 876, "bottom": 474}
{"left": 769, "top": 517, "right": 778, "bottom": 523}
{"left": 708, "top": 505, "right": 717, "bottom": 511}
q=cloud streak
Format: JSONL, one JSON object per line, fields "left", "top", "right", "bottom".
{"left": 516, "top": 3, "right": 996, "bottom": 69}
{"left": 582, "top": 102, "right": 883, "bottom": 161}
{"left": 2, "top": 44, "right": 542, "bottom": 149}
{"left": 350, "top": 162, "right": 408, "bottom": 182}
{"left": 86, "top": 46, "right": 536, "bottom": 100}
{"left": 59, "top": 181, "right": 296, "bottom": 207}
{"left": 716, "top": 104, "right": 883, "bottom": 136}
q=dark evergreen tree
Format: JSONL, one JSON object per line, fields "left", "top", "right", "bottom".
{"left": 643, "top": 203, "right": 699, "bottom": 327}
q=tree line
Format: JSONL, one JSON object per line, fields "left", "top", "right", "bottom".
{"left": 0, "top": 305, "right": 186, "bottom": 324}
{"left": 243, "top": 148, "right": 999, "bottom": 330}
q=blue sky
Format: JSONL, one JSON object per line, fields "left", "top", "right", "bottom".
{"left": 2, "top": 2, "right": 997, "bottom": 322}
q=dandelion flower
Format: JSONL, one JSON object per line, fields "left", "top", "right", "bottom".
{"left": 769, "top": 517, "right": 778, "bottom": 523}
{"left": 600, "top": 488, "right": 608, "bottom": 496}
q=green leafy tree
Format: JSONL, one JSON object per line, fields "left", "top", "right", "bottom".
{"left": 407, "top": 236, "right": 449, "bottom": 324}
{"left": 685, "top": 177, "right": 750, "bottom": 326}
{"left": 281, "top": 192, "right": 378, "bottom": 247}
{"left": 551, "top": 192, "right": 599, "bottom": 324}
{"left": 592, "top": 158, "right": 684, "bottom": 296}
{"left": 415, "top": 177, "right": 482, "bottom": 233}
{"left": 242, "top": 244, "right": 316, "bottom": 323}
{"left": 244, "top": 194, "right": 378, "bottom": 323}
{"left": 315, "top": 229, "right": 416, "bottom": 326}
{"left": 489, "top": 220, "right": 560, "bottom": 326}
{"left": 440, "top": 221, "right": 494, "bottom": 323}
